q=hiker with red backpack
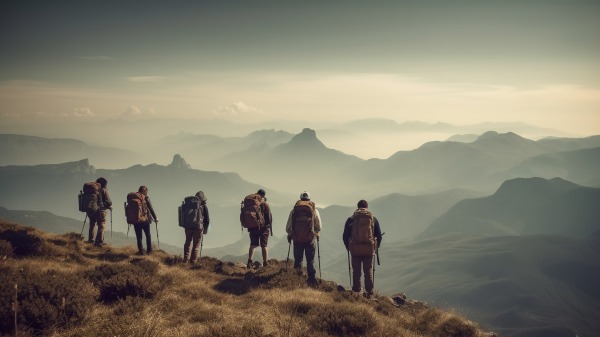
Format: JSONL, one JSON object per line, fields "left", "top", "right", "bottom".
{"left": 125, "top": 186, "right": 159, "bottom": 255}
{"left": 79, "top": 177, "right": 112, "bottom": 246}
{"left": 286, "top": 191, "right": 322, "bottom": 285}
{"left": 342, "top": 200, "right": 383, "bottom": 297}
{"left": 240, "top": 189, "right": 272, "bottom": 268}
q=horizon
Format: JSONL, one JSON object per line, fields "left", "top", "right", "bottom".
{"left": 1, "top": 1, "right": 599, "bottom": 147}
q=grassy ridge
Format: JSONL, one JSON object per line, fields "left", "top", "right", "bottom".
{"left": 0, "top": 220, "right": 494, "bottom": 337}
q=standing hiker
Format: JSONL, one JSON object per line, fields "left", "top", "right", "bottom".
{"left": 286, "top": 191, "right": 322, "bottom": 285}
{"left": 126, "top": 186, "right": 159, "bottom": 255}
{"left": 87, "top": 177, "right": 112, "bottom": 246}
{"left": 240, "top": 189, "right": 272, "bottom": 268}
{"left": 342, "top": 199, "right": 383, "bottom": 297}
{"left": 179, "top": 191, "right": 210, "bottom": 263}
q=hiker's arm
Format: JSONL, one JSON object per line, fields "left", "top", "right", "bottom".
{"left": 203, "top": 204, "right": 210, "bottom": 226}
{"left": 314, "top": 209, "right": 322, "bottom": 233}
{"left": 285, "top": 210, "right": 293, "bottom": 234}
{"left": 103, "top": 189, "right": 113, "bottom": 209}
{"left": 342, "top": 218, "right": 352, "bottom": 249}
{"left": 146, "top": 196, "right": 158, "bottom": 222}
{"left": 374, "top": 217, "right": 382, "bottom": 247}
{"left": 262, "top": 202, "right": 272, "bottom": 226}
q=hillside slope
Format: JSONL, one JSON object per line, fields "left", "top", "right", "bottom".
{"left": 0, "top": 221, "right": 494, "bottom": 337}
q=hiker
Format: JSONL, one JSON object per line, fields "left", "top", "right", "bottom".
{"left": 286, "top": 191, "right": 322, "bottom": 284}
{"left": 241, "top": 189, "right": 272, "bottom": 268}
{"left": 131, "top": 186, "right": 158, "bottom": 255}
{"left": 342, "top": 199, "right": 383, "bottom": 297}
{"left": 181, "top": 191, "right": 210, "bottom": 263}
{"left": 88, "top": 177, "right": 112, "bottom": 246}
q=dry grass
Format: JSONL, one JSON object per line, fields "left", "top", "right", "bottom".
{"left": 0, "top": 220, "right": 495, "bottom": 337}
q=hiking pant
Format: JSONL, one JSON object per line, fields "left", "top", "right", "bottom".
{"left": 87, "top": 210, "right": 106, "bottom": 244}
{"left": 184, "top": 228, "right": 203, "bottom": 262}
{"left": 293, "top": 241, "right": 316, "bottom": 279}
{"left": 351, "top": 255, "right": 374, "bottom": 294}
{"left": 134, "top": 222, "right": 152, "bottom": 253}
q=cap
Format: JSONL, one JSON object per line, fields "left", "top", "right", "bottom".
{"left": 257, "top": 189, "right": 266, "bottom": 196}
{"left": 300, "top": 191, "right": 310, "bottom": 200}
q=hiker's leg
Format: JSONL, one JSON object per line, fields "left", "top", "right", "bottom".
{"left": 260, "top": 228, "right": 269, "bottom": 264}
{"left": 143, "top": 222, "right": 152, "bottom": 252}
{"left": 190, "top": 230, "right": 201, "bottom": 262}
{"left": 94, "top": 210, "right": 106, "bottom": 244}
{"left": 363, "top": 256, "right": 374, "bottom": 294}
{"left": 133, "top": 223, "right": 144, "bottom": 253}
{"left": 306, "top": 241, "right": 317, "bottom": 280}
{"left": 183, "top": 228, "right": 193, "bottom": 261}
{"left": 248, "top": 229, "right": 259, "bottom": 262}
{"left": 87, "top": 213, "right": 97, "bottom": 242}
{"left": 293, "top": 243, "right": 304, "bottom": 269}
{"left": 351, "top": 255, "right": 362, "bottom": 292}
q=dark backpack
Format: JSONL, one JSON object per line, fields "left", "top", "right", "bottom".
{"left": 178, "top": 196, "right": 203, "bottom": 229}
{"left": 240, "top": 194, "right": 265, "bottom": 230}
{"left": 291, "top": 200, "right": 316, "bottom": 243}
{"left": 348, "top": 208, "right": 376, "bottom": 257}
{"left": 125, "top": 192, "right": 148, "bottom": 224}
{"left": 78, "top": 182, "right": 102, "bottom": 213}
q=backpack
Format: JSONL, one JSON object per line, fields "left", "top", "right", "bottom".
{"left": 178, "top": 196, "right": 203, "bottom": 229}
{"left": 125, "top": 192, "right": 148, "bottom": 224}
{"left": 78, "top": 182, "right": 102, "bottom": 213}
{"left": 348, "top": 208, "right": 376, "bottom": 257}
{"left": 240, "top": 194, "right": 265, "bottom": 230}
{"left": 291, "top": 200, "right": 316, "bottom": 243}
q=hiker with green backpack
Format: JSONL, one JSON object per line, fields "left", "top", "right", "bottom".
{"left": 125, "top": 186, "right": 158, "bottom": 255}
{"left": 78, "top": 177, "right": 112, "bottom": 247}
{"left": 342, "top": 199, "right": 383, "bottom": 297}
{"left": 178, "top": 191, "right": 210, "bottom": 263}
{"left": 286, "top": 191, "right": 322, "bottom": 285}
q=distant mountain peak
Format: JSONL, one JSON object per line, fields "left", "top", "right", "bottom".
{"left": 169, "top": 154, "right": 191, "bottom": 169}
{"left": 286, "top": 128, "right": 326, "bottom": 149}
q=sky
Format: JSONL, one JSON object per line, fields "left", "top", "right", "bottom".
{"left": 1, "top": 0, "right": 600, "bottom": 137}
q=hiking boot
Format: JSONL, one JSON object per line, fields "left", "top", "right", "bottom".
{"left": 307, "top": 277, "right": 318, "bottom": 286}
{"left": 263, "top": 261, "right": 269, "bottom": 267}
{"left": 146, "top": 250, "right": 153, "bottom": 255}
{"left": 85, "top": 240, "right": 94, "bottom": 244}
{"left": 183, "top": 258, "right": 189, "bottom": 263}
{"left": 295, "top": 267, "right": 303, "bottom": 276}
{"left": 136, "top": 251, "right": 144, "bottom": 256}
{"left": 246, "top": 259, "right": 253, "bottom": 269}
{"left": 189, "top": 260, "right": 196, "bottom": 264}
{"left": 94, "top": 242, "right": 107, "bottom": 247}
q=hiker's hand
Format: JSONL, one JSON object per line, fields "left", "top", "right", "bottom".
{"left": 287, "top": 235, "right": 292, "bottom": 243}
{"left": 155, "top": 218, "right": 159, "bottom": 223}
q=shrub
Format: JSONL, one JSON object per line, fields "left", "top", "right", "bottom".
{"left": 309, "top": 302, "right": 377, "bottom": 337}
{"left": 0, "top": 228, "right": 44, "bottom": 257}
{"left": 0, "top": 266, "right": 95, "bottom": 336}
{"left": 202, "top": 321, "right": 273, "bottom": 337}
{"left": 0, "top": 239, "right": 13, "bottom": 259}
{"left": 129, "top": 257, "right": 160, "bottom": 275}
{"left": 98, "top": 272, "right": 160, "bottom": 303}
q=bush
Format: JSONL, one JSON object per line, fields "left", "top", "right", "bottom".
{"left": 0, "top": 228, "right": 44, "bottom": 257}
{"left": 309, "top": 302, "right": 377, "bottom": 337}
{"left": 202, "top": 321, "right": 273, "bottom": 337}
{"left": 0, "top": 239, "right": 13, "bottom": 259}
{"left": 0, "top": 266, "right": 95, "bottom": 336}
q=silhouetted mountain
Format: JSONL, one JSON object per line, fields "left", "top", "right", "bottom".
{"left": 537, "top": 135, "right": 600, "bottom": 152}
{"left": 210, "top": 128, "right": 363, "bottom": 203}
{"left": 417, "top": 177, "right": 600, "bottom": 239}
{"left": 325, "top": 234, "right": 600, "bottom": 337}
{"left": 0, "top": 134, "right": 140, "bottom": 168}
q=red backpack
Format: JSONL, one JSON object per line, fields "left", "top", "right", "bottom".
{"left": 125, "top": 192, "right": 148, "bottom": 224}
{"left": 291, "top": 200, "right": 316, "bottom": 243}
{"left": 348, "top": 208, "right": 376, "bottom": 257}
{"left": 240, "top": 194, "right": 265, "bottom": 229}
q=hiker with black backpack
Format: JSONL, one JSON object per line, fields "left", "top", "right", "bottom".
{"left": 125, "top": 186, "right": 158, "bottom": 255}
{"left": 79, "top": 177, "right": 112, "bottom": 247}
{"left": 342, "top": 200, "right": 383, "bottom": 297}
{"left": 178, "top": 191, "right": 209, "bottom": 263}
{"left": 240, "top": 189, "right": 272, "bottom": 268}
{"left": 286, "top": 191, "right": 322, "bottom": 285}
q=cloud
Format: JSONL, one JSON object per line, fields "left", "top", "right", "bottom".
{"left": 213, "top": 101, "right": 263, "bottom": 116}
{"left": 127, "top": 76, "right": 166, "bottom": 83}
{"left": 67, "top": 107, "right": 95, "bottom": 117}
{"left": 122, "top": 105, "right": 157, "bottom": 117}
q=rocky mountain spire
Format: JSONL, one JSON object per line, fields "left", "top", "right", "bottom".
{"left": 169, "top": 154, "right": 191, "bottom": 169}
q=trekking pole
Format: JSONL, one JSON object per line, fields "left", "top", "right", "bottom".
{"left": 155, "top": 220, "right": 160, "bottom": 249}
{"left": 347, "top": 249, "right": 352, "bottom": 289}
{"left": 124, "top": 202, "right": 129, "bottom": 238}
{"left": 317, "top": 236, "right": 322, "bottom": 281}
{"left": 110, "top": 208, "right": 113, "bottom": 240}
{"left": 199, "top": 233, "right": 204, "bottom": 258}
{"left": 373, "top": 255, "right": 376, "bottom": 289}
{"left": 286, "top": 240, "right": 291, "bottom": 270}
{"left": 80, "top": 214, "right": 88, "bottom": 237}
